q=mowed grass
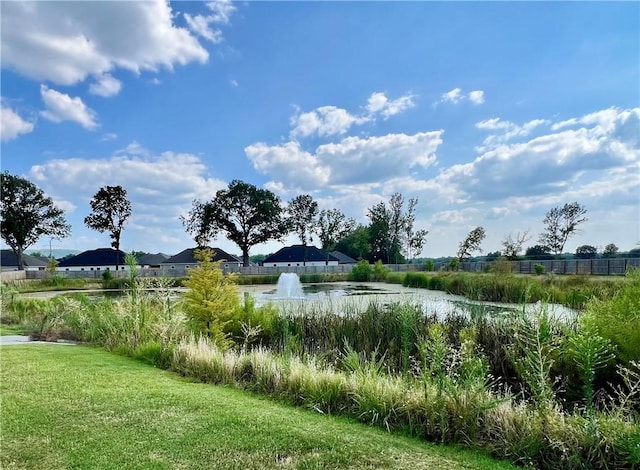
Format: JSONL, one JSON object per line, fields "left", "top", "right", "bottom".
{"left": 1, "top": 346, "right": 518, "bottom": 470}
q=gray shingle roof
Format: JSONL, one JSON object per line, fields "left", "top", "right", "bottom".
{"left": 1, "top": 250, "right": 48, "bottom": 268}
{"left": 138, "top": 253, "right": 169, "bottom": 266}
{"left": 262, "top": 245, "right": 338, "bottom": 264}
{"left": 162, "top": 247, "right": 241, "bottom": 265}
{"left": 329, "top": 251, "right": 357, "bottom": 264}
{"left": 58, "top": 248, "right": 127, "bottom": 267}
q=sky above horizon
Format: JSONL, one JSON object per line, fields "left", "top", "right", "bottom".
{"left": 1, "top": 1, "right": 639, "bottom": 259}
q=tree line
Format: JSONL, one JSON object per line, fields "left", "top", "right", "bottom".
{"left": 0, "top": 171, "right": 630, "bottom": 270}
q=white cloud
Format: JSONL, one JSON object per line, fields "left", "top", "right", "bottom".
{"left": 468, "top": 90, "right": 485, "bottom": 105}
{"left": 1, "top": 1, "right": 208, "bottom": 88}
{"left": 442, "top": 107, "right": 639, "bottom": 202}
{"left": 438, "top": 88, "right": 485, "bottom": 106}
{"left": 289, "top": 91, "right": 416, "bottom": 139}
{"left": 246, "top": 131, "right": 442, "bottom": 191}
{"left": 440, "top": 88, "right": 464, "bottom": 104}
{"left": 366, "top": 92, "right": 416, "bottom": 119}
{"left": 290, "top": 106, "right": 365, "bottom": 139}
{"left": 230, "top": 79, "right": 239, "bottom": 87}
{"left": 1, "top": 105, "right": 35, "bottom": 141}
{"left": 184, "top": 0, "right": 236, "bottom": 43}
{"left": 39, "top": 86, "right": 97, "bottom": 129}
{"left": 475, "top": 117, "right": 549, "bottom": 150}
{"left": 28, "top": 144, "right": 228, "bottom": 252}
{"left": 89, "top": 74, "right": 122, "bottom": 97}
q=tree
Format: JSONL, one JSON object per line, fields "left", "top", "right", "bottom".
{"left": 182, "top": 248, "right": 239, "bottom": 348}
{"left": 403, "top": 197, "right": 428, "bottom": 262}
{"left": 335, "top": 224, "right": 371, "bottom": 261}
{"left": 525, "top": 244, "right": 552, "bottom": 259}
{"left": 602, "top": 243, "right": 619, "bottom": 258}
{"left": 84, "top": 185, "right": 132, "bottom": 271}
{"left": 501, "top": 230, "right": 531, "bottom": 260}
{"left": 575, "top": 245, "right": 598, "bottom": 259}
{"left": 0, "top": 172, "right": 71, "bottom": 270}
{"left": 457, "top": 226, "right": 486, "bottom": 261}
{"left": 182, "top": 180, "right": 289, "bottom": 267}
{"left": 287, "top": 194, "right": 318, "bottom": 265}
{"left": 367, "top": 193, "right": 428, "bottom": 264}
{"left": 538, "top": 202, "right": 587, "bottom": 255}
{"left": 315, "top": 208, "right": 356, "bottom": 263}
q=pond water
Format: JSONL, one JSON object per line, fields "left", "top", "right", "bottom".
{"left": 238, "top": 281, "right": 576, "bottom": 320}
{"left": 23, "top": 279, "right": 576, "bottom": 320}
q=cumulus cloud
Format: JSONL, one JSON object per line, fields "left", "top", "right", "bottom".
{"left": 89, "top": 74, "right": 122, "bottom": 97}
{"left": 440, "top": 107, "right": 639, "bottom": 202}
{"left": 28, "top": 144, "right": 228, "bottom": 251}
{"left": 290, "top": 106, "right": 366, "bottom": 139}
{"left": 39, "top": 86, "right": 98, "bottom": 129}
{"left": 438, "top": 88, "right": 485, "bottom": 105}
{"left": 475, "top": 117, "right": 549, "bottom": 150}
{"left": 1, "top": 1, "right": 209, "bottom": 89}
{"left": 246, "top": 131, "right": 442, "bottom": 191}
{"left": 468, "top": 90, "right": 485, "bottom": 105}
{"left": 289, "top": 91, "right": 416, "bottom": 139}
{"left": 1, "top": 104, "right": 35, "bottom": 141}
{"left": 366, "top": 92, "right": 416, "bottom": 119}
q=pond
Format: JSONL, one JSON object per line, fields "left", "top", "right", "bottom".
{"left": 237, "top": 279, "right": 576, "bottom": 320}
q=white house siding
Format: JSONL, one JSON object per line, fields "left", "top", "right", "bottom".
{"left": 264, "top": 261, "right": 338, "bottom": 267}
{"left": 56, "top": 265, "right": 133, "bottom": 272}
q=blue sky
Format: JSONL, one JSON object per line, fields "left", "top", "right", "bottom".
{"left": 1, "top": 1, "right": 639, "bottom": 258}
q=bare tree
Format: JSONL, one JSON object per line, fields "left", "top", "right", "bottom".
{"left": 403, "top": 197, "right": 428, "bottom": 261}
{"left": 538, "top": 202, "right": 588, "bottom": 255}
{"left": 501, "top": 230, "right": 531, "bottom": 260}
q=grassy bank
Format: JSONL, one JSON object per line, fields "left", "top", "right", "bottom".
{"left": 1, "top": 270, "right": 639, "bottom": 469}
{"left": 1, "top": 346, "right": 515, "bottom": 470}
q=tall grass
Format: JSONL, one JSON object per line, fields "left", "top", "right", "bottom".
{"left": 402, "top": 271, "right": 624, "bottom": 309}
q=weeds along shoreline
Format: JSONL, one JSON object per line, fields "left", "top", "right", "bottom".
{"left": 1, "top": 263, "right": 639, "bottom": 469}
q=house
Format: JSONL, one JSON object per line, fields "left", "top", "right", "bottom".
{"left": 329, "top": 251, "right": 357, "bottom": 265}
{"left": 1, "top": 249, "right": 48, "bottom": 271}
{"left": 262, "top": 245, "right": 339, "bottom": 267}
{"left": 137, "top": 253, "right": 169, "bottom": 268}
{"left": 161, "top": 247, "right": 242, "bottom": 272}
{"left": 57, "top": 248, "right": 131, "bottom": 272}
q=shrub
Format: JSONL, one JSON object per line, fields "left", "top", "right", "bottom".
{"left": 534, "top": 263, "right": 545, "bottom": 275}
{"left": 372, "top": 260, "right": 388, "bottom": 281}
{"left": 425, "top": 259, "right": 434, "bottom": 272}
{"left": 350, "top": 260, "right": 371, "bottom": 281}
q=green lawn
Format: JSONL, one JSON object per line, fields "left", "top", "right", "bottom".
{"left": 0, "top": 324, "right": 27, "bottom": 336}
{"left": 1, "top": 346, "right": 518, "bottom": 470}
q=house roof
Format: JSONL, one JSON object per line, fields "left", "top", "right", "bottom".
{"left": 262, "top": 245, "right": 339, "bottom": 264}
{"left": 58, "top": 248, "right": 127, "bottom": 267}
{"left": 162, "top": 247, "right": 242, "bottom": 265}
{"left": 138, "top": 253, "right": 169, "bottom": 265}
{"left": 329, "top": 251, "right": 357, "bottom": 264}
{"left": 1, "top": 250, "right": 48, "bottom": 268}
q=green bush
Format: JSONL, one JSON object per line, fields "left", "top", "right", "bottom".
{"left": 350, "top": 260, "right": 372, "bottom": 282}
{"left": 372, "top": 260, "right": 388, "bottom": 282}
{"left": 425, "top": 259, "right": 434, "bottom": 272}
{"left": 534, "top": 263, "right": 545, "bottom": 275}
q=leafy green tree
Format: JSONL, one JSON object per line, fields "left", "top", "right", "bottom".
{"left": 575, "top": 245, "right": 597, "bottom": 259}
{"left": 538, "top": 202, "right": 587, "bottom": 255}
{"left": 287, "top": 194, "right": 318, "bottom": 265}
{"left": 0, "top": 171, "right": 71, "bottom": 270}
{"left": 84, "top": 185, "right": 132, "bottom": 271}
{"left": 457, "top": 226, "right": 486, "bottom": 261}
{"left": 525, "top": 244, "right": 553, "bottom": 259}
{"left": 335, "top": 224, "right": 371, "bottom": 261}
{"left": 182, "top": 180, "right": 289, "bottom": 267}
{"left": 315, "top": 208, "right": 356, "bottom": 263}
{"left": 602, "top": 243, "right": 619, "bottom": 258}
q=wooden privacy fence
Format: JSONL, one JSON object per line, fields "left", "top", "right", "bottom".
{"left": 445, "top": 258, "right": 640, "bottom": 276}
